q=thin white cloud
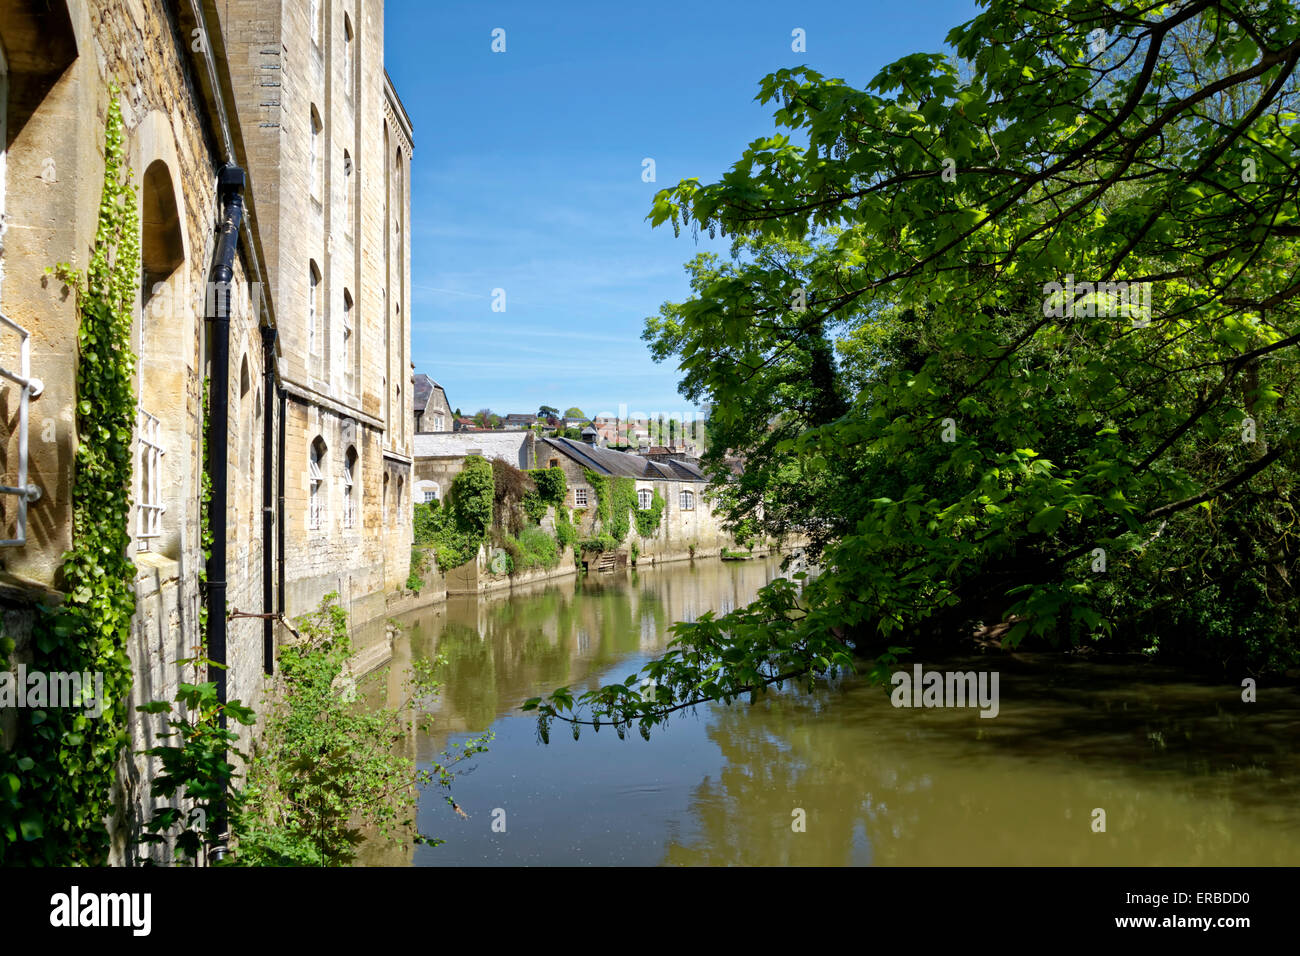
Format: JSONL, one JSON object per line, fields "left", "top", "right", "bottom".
{"left": 412, "top": 284, "right": 487, "bottom": 298}
{"left": 414, "top": 321, "right": 634, "bottom": 344}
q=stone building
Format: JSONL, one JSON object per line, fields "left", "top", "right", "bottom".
{"left": 0, "top": 0, "right": 278, "bottom": 863}
{"left": 409, "top": 427, "right": 729, "bottom": 567}
{"left": 219, "top": 0, "right": 414, "bottom": 626}
{"left": 0, "top": 0, "right": 414, "bottom": 864}
{"left": 413, "top": 371, "right": 452, "bottom": 433}
{"left": 540, "top": 437, "right": 727, "bottom": 563}
{"left": 412, "top": 429, "right": 534, "bottom": 506}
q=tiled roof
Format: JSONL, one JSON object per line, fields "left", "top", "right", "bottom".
{"left": 412, "top": 373, "right": 434, "bottom": 412}
{"left": 543, "top": 437, "right": 705, "bottom": 482}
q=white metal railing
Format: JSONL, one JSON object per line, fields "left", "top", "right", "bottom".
{"left": 136, "top": 409, "right": 165, "bottom": 545}
{"left": 0, "top": 312, "right": 43, "bottom": 546}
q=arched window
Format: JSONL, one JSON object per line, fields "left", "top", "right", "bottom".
{"left": 343, "top": 150, "right": 353, "bottom": 237}
{"left": 342, "top": 288, "right": 353, "bottom": 381}
{"left": 679, "top": 489, "right": 695, "bottom": 511}
{"left": 136, "top": 158, "right": 185, "bottom": 553}
{"left": 343, "top": 446, "right": 358, "bottom": 529}
{"left": 239, "top": 354, "right": 252, "bottom": 472}
{"left": 396, "top": 475, "right": 404, "bottom": 523}
{"left": 638, "top": 488, "right": 653, "bottom": 510}
{"left": 309, "top": 436, "right": 327, "bottom": 530}
{"left": 309, "top": 0, "right": 321, "bottom": 48}
{"left": 309, "top": 105, "right": 323, "bottom": 200}
{"left": 343, "top": 14, "right": 354, "bottom": 99}
{"left": 382, "top": 471, "right": 390, "bottom": 523}
{"left": 308, "top": 260, "right": 321, "bottom": 356}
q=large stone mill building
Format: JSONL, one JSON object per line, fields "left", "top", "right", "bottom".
{"left": 0, "top": 0, "right": 413, "bottom": 863}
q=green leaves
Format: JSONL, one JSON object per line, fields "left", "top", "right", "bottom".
{"left": 0, "top": 90, "right": 140, "bottom": 866}
{"left": 1027, "top": 505, "right": 1069, "bottom": 534}
{"left": 600, "top": 0, "right": 1300, "bottom": 693}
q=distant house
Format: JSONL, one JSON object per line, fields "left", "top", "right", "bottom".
{"left": 412, "top": 430, "right": 537, "bottom": 507}
{"left": 591, "top": 416, "right": 621, "bottom": 445}
{"left": 413, "top": 373, "right": 453, "bottom": 433}
{"left": 538, "top": 437, "right": 724, "bottom": 562}
{"left": 502, "top": 413, "right": 537, "bottom": 429}
{"left": 641, "top": 444, "right": 700, "bottom": 465}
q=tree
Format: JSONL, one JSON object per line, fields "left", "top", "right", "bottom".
{"left": 473, "top": 408, "right": 498, "bottom": 428}
{"left": 539, "top": 405, "right": 560, "bottom": 419}
{"left": 564, "top": 407, "right": 586, "bottom": 420}
{"left": 525, "top": 0, "right": 1300, "bottom": 741}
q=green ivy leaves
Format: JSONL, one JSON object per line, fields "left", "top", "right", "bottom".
{"left": 0, "top": 92, "right": 140, "bottom": 865}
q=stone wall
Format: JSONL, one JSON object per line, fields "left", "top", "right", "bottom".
{"left": 0, "top": 0, "right": 274, "bottom": 864}
{"left": 412, "top": 429, "right": 534, "bottom": 469}
{"left": 220, "top": 0, "right": 414, "bottom": 626}
{"left": 539, "top": 453, "right": 732, "bottom": 563}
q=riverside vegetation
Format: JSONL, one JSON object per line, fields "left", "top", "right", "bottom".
{"left": 525, "top": 0, "right": 1300, "bottom": 739}
{"left": 138, "top": 594, "right": 490, "bottom": 865}
{"left": 411, "top": 459, "right": 665, "bottom": 578}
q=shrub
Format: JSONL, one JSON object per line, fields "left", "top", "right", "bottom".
{"left": 453, "top": 456, "right": 495, "bottom": 539}
{"left": 505, "top": 525, "right": 560, "bottom": 572}
{"left": 579, "top": 533, "right": 618, "bottom": 554}
{"left": 555, "top": 507, "right": 577, "bottom": 549}
{"left": 528, "top": 466, "right": 567, "bottom": 506}
{"left": 406, "top": 549, "right": 428, "bottom": 593}
{"left": 521, "top": 490, "right": 548, "bottom": 524}
{"left": 413, "top": 502, "right": 439, "bottom": 545}
{"left": 492, "top": 458, "right": 534, "bottom": 535}
{"left": 411, "top": 458, "right": 495, "bottom": 572}
{"left": 232, "top": 594, "right": 490, "bottom": 865}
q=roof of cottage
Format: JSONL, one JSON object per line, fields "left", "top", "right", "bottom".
{"left": 543, "top": 437, "right": 706, "bottom": 482}
{"left": 412, "top": 373, "right": 434, "bottom": 412}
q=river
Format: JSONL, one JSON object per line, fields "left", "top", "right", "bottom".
{"left": 358, "top": 555, "right": 1300, "bottom": 866}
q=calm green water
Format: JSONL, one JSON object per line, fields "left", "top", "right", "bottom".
{"left": 359, "top": 556, "right": 1300, "bottom": 866}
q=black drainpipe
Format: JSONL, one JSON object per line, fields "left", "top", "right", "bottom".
{"left": 260, "top": 324, "right": 277, "bottom": 674}
{"left": 205, "top": 163, "right": 245, "bottom": 856}
{"left": 277, "top": 388, "right": 286, "bottom": 621}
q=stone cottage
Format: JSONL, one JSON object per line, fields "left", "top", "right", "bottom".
{"left": 538, "top": 437, "right": 728, "bottom": 563}
{"left": 413, "top": 372, "right": 452, "bottom": 434}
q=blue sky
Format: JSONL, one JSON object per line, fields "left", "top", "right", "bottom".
{"left": 385, "top": 0, "right": 980, "bottom": 421}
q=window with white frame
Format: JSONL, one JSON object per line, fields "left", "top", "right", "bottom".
{"left": 343, "top": 446, "right": 357, "bottom": 529}
{"left": 679, "top": 489, "right": 695, "bottom": 511}
{"left": 433, "top": 413, "right": 445, "bottom": 431}
{"left": 422, "top": 487, "right": 439, "bottom": 503}
{"left": 574, "top": 487, "right": 588, "bottom": 507}
{"left": 637, "top": 488, "right": 653, "bottom": 509}
{"left": 309, "top": 437, "right": 327, "bottom": 529}
{"left": 137, "top": 409, "right": 165, "bottom": 547}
